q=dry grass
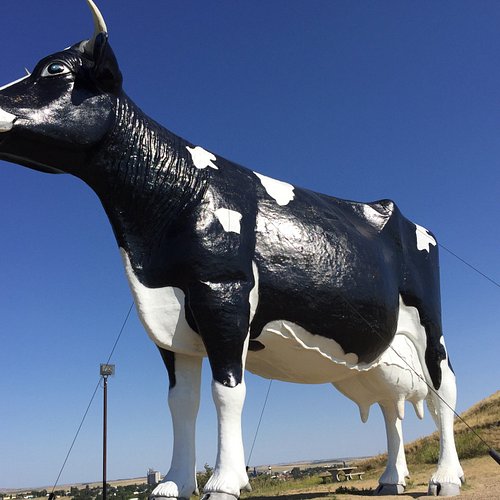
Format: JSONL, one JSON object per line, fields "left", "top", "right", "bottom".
{"left": 455, "top": 390, "right": 500, "bottom": 449}
{"left": 357, "top": 390, "right": 500, "bottom": 472}
{"left": 241, "top": 455, "right": 500, "bottom": 499}
{"left": 243, "top": 391, "right": 500, "bottom": 499}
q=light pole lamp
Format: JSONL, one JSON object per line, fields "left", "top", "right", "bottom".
{"left": 100, "top": 364, "right": 115, "bottom": 500}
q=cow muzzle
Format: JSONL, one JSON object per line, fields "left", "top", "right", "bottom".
{"left": 0, "top": 107, "right": 16, "bottom": 132}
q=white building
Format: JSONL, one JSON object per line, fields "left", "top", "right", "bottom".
{"left": 147, "top": 469, "right": 161, "bottom": 486}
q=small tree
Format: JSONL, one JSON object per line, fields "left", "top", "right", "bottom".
{"left": 197, "top": 463, "right": 214, "bottom": 491}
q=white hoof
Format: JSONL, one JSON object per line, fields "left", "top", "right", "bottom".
{"left": 428, "top": 481, "right": 461, "bottom": 496}
{"left": 201, "top": 494, "right": 239, "bottom": 500}
{"left": 150, "top": 496, "right": 188, "bottom": 500}
{"left": 375, "top": 483, "right": 405, "bottom": 495}
{"left": 150, "top": 494, "right": 189, "bottom": 500}
{"left": 150, "top": 479, "right": 193, "bottom": 500}
{"left": 149, "top": 494, "right": 189, "bottom": 500}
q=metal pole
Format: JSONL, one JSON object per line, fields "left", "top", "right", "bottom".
{"left": 100, "top": 363, "right": 114, "bottom": 500}
{"left": 103, "top": 375, "right": 108, "bottom": 500}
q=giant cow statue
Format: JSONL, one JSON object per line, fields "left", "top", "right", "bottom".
{"left": 0, "top": 1, "right": 464, "bottom": 498}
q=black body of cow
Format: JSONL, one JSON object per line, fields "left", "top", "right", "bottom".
{"left": 0, "top": 35, "right": 447, "bottom": 390}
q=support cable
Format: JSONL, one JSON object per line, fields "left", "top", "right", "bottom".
{"left": 438, "top": 241, "right": 500, "bottom": 289}
{"left": 246, "top": 379, "right": 273, "bottom": 467}
{"left": 415, "top": 225, "right": 499, "bottom": 289}
{"left": 50, "top": 301, "right": 135, "bottom": 493}
{"left": 339, "top": 294, "right": 500, "bottom": 465}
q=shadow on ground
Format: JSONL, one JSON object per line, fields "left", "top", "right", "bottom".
{"left": 246, "top": 490, "right": 428, "bottom": 499}
{"left": 246, "top": 494, "right": 333, "bottom": 500}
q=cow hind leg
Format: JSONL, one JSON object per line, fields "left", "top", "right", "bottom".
{"left": 151, "top": 350, "right": 202, "bottom": 500}
{"left": 375, "top": 403, "right": 409, "bottom": 495}
{"left": 426, "top": 357, "right": 464, "bottom": 496}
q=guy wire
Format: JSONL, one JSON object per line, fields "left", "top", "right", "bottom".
{"left": 50, "top": 301, "right": 135, "bottom": 493}
{"left": 339, "top": 293, "right": 496, "bottom": 454}
{"left": 247, "top": 379, "right": 273, "bottom": 467}
{"left": 415, "top": 225, "right": 499, "bottom": 289}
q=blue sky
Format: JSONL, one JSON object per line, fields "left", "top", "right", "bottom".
{"left": 1, "top": 0, "right": 499, "bottom": 490}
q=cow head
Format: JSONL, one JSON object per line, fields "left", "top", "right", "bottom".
{"left": 0, "top": 0, "right": 122, "bottom": 175}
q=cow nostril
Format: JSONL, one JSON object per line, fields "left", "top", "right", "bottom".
{"left": 0, "top": 107, "right": 16, "bottom": 132}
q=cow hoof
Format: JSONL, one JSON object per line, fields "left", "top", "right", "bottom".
{"left": 374, "top": 483, "right": 405, "bottom": 495}
{"left": 150, "top": 497, "right": 189, "bottom": 500}
{"left": 201, "top": 494, "right": 239, "bottom": 500}
{"left": 428, "top": 482, "right": 461, "bottom": 496}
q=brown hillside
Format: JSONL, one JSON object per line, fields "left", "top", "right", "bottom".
{"left": 240, "top": 392, "right": 500, "bottom": 498}
{"left": 360, "top": 390, "right": 500, "bottom": 471}
{"left": 455, "top": 389, "right": 500, "bottom": 449}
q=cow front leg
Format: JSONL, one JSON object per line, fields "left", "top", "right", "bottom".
{"left": 375, "top": 403, "right": 409, "bottom": 495}
{"left": 426, "top": 359, "right": 463, "bottom": 496}
{"left": 201, "top": 378, "right": 251, "bottom": 500}
{"left": 151, "top": 349, "right": 202, "bottom": 500}
{"left": 188, "top": 280, "right": 253, "bottom": 499}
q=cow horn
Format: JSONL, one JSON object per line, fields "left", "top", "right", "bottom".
{"left": 80, "top": 0, "right": 108, "bottom": 55}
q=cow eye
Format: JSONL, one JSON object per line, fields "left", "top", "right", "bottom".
{"left": 41, "top": 62, "right": 71, "bottom": 78}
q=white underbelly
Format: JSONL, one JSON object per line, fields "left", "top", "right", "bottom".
{"left": 246, "top": 320, "right": 379, "bottom": 383}
{"left": 245, "top": 295, "right": 430, "bottom": 385}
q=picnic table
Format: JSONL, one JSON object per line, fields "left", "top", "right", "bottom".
{"left": 319, "top": 463, "right": 365, "bottom": 483}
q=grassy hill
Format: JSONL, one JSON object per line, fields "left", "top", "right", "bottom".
{"left": 241, "top": 391, "right": 500, "bottom": 498}
{"left": 360, "top": 390, "right": 500, "bottom": 472}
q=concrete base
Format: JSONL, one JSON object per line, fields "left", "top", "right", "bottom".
{"left": 374, "top": 483, "right": 405, "bottom": 495}
{"left": 428, "top": 481, "right": 461, "bottom": 496}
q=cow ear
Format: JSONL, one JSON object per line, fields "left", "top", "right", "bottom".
{"left": 92, "top": 32, "right": 123, "bottom": 93}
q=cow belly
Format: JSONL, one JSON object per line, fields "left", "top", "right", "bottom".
{"left": 246, "top": 320, "right": 380, "bottom": 384}
{"left": 120, "top": 249, "right": 206, "bottom": 356}
{"left": 245, "top": 295, "right": 430, "bottom": 385}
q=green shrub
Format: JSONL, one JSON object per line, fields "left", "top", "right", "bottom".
{"left": 196, "top": 463, "right": 214, "bottom": 491}
{"left": 455, "top": 432, "right": 489, "bottom": 459}
{"left": 335, "top": 485, "right": 374, "bottom": 495}
{"left": 409, "top": 438, "right": 440, "bottom": 464}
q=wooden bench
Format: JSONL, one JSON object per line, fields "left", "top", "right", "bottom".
{"left": 333, "top": 467, "right": 355, "bottom": 482}
{"left": 325, "top": 467, "right": 366, "bottom": 482}
{"left": 318, "top": 463, "right": 365, "bottom": 483}
{"left": 319, "top": 471, "right": 333, "bottom": 484}
{"left": 346, "top": 471, "right": 365, "bottom": 480}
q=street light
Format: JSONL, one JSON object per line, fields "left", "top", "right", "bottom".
{"left": 100, "top": 364, "right": 115, "bottom": 500}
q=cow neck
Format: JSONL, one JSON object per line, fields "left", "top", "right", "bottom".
{"left": 84, "top": 94, "right": 209, "bottom": 267}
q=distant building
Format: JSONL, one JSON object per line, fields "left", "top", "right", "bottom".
{"left": 147, "top": 469, "right": 161, "bottom": 485}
